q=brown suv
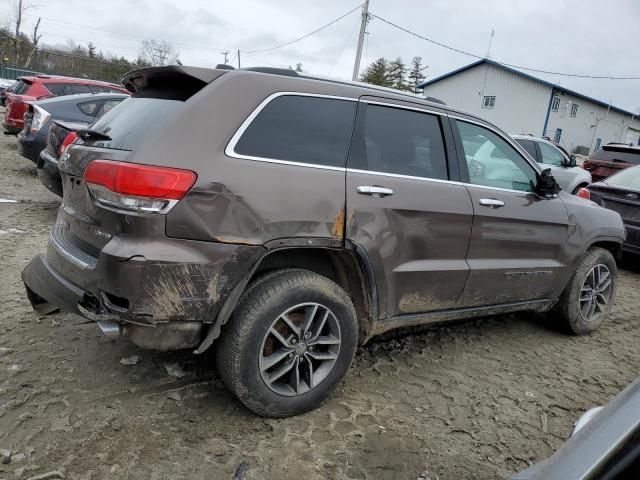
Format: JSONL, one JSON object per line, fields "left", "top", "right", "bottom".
{"left": 22, "top": 66, "right": 625, "bottom": 417}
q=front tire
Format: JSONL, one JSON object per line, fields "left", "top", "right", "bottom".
{"left": 216, "top": 269, "right": 358, "bottom": 417}
{"left": 551, "top": 247, "right": 617, "bottom": 334}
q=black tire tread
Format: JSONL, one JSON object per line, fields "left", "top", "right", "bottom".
{"left": 552, "top": 247, "right": 617, "bottom": 335}
{"left": 216, "top": 268, "right": 357, "bottom": 417}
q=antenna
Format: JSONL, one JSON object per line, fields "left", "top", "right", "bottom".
{"left": 486, "top": 29, "right": 495, "bottom": 59}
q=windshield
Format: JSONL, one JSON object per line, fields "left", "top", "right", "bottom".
{"left": 605, "top": 166, "right": 640, "bottom": 190}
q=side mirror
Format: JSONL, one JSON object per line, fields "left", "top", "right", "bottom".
{"left": 535, "top": 168, "right": 560, "bottom": 198}
{"left": 568, "top": 155, "right": 577, "bottom": 168}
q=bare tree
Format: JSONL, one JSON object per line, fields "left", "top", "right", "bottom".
{"left": 9, "top": 0, "right": 40, "bottom": 66}
{"left": 139, "top": 39, "right": 180, "bottom": 66}
{"left": 23, "top": 17, "right": 42, "bottom": 67}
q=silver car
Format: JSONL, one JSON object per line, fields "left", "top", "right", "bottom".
{"left": 513, "top": 135, "right": 591, "bottom": 194}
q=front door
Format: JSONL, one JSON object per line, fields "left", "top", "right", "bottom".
{"left": 452, "top": 119, "right": 569, "bottom": 307}
{"left": 346, "top": 99, "right": 473, "bottom": 319}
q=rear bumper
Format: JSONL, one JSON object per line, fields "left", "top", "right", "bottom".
{"left": 37, "top": 149, "right": 63, "bottom": 197}
{"left": 2, "top": 121, "right": 21, "bottom": 135}
{"left": 22, "top": 253, "right": 86, "bottom": 315}
{"left": 22, "top": 222, "right": 265, "bottom": 348}
{"left": 17, "top": 134, "right": 43, "bottom": 163}
{"left": 623, "top": 223, "right": 640, "bottom": 254}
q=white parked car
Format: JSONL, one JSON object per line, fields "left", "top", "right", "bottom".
{"left": 512, "top": 135, "right": 592, "bottom": 194}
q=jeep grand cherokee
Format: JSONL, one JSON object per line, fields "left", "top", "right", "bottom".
{"left": 22, "top": 66, "right": 625, "bottom": 417}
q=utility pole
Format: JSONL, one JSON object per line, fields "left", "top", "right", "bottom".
{"left": 485, "top": 29, "right": 495, "bottom": 59}
{"left": 220, "top": 50, "right": 229, "bottom": 65}
{"left": 237, "top": 49, "right": 241, "bottom": 68}
{"left": 352, "top": 0, "right": 370, "bottom": 81}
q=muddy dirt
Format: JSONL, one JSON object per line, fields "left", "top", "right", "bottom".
{"left": 1, "top": 124, "right": 639, "bottom": 480}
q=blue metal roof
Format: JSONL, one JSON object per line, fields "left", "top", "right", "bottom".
{"left": 417, "top": 59, "right": 637, "bottom": 117}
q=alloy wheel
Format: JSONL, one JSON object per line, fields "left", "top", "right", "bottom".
{"left": 579, "top": 264, "right": 613, "bottom": 323}
{"left": 259, "top": 303, "right": 341, "bottom": 396}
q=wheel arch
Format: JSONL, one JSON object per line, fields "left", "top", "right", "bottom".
{"left": 194, "top": 245, "right": 378, "bottom": 353}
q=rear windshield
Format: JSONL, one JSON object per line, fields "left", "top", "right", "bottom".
{"left": 592, "top": 148, "right": 640, "bottom": 165}
{"left": 87, "top": 98, "right": 182, "bottom": 150}
{"left": 13, "top": 79, "right": 32, "bottom": 95}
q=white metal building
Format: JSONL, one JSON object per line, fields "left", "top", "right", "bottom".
{"left": 418, "top": 59, "right": 640, "bottom": 155}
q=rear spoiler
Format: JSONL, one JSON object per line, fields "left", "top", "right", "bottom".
{"left": 602, "top": 143, "right": 640, "bottom": 153}
{"left": 121, "top": 66, "right": 228, "bottom": 100}
{"left": 52, "top": 120, "right": 88, "bottom": 132}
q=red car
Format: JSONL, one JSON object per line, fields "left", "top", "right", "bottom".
{"left": 583, "top": 143, "right": 640, "bottom": 182}
{"left": 3, "top": 75, "right": 128, "bottom": 134}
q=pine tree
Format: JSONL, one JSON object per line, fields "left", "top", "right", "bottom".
{"left": 408, "top": 56, "right": 427, "bottom": 93}
{"left": 360, "top": 57, "right": 391, "bottom": 87}
{"left": 388, "top": 57, "right": 409, "bottom": 91}
{"left": 87, "top": 42, "right": 97, "bottom": 58}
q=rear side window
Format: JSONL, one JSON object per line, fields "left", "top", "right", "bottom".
{"left": 77, "top": 101, "right": 101, "bottom": 116}
{"left": 359, "top": 104, "right": 448, "bottom": 180}
{"left": 13, "top": 80, "right": 31, "bottom": 95}
{"left": 96, "top": 98, "right": 124, "bottom": 117}
{"left": 233, "top": 95, "right": 357, "bottom": 168}
{"left": 515, "top": 139, "right": 538, "bottom": 161}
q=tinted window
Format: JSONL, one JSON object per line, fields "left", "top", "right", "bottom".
{"left": 89, "top": 85, "right": 108, "bottom": 93}
{"left": 77, "top": 101, "right": 101, "bottom": 116}
{"left": 515, "top": 139, "right": 538, "bottom": 160}
{"left": 606, "top": 166, "right": 640, "bottom": 189}
{"left": 592, "top": 148, "right": 640, "bottom": 165}
{"left": 457, "top": 121, "right": 537, "bottom": 192}
{"left": 71, "top": 84, "right": 92, "bottom": 95}
{"left": 538, "top": 141, "right": 566, "bottom": 166}
{"left": 234, "top": 95, "right": 356, "bottom": 168}
{"left": 360, "top": 104, "right": 448, "bottom": 179}
{"left": 88, "top": 98, "right": 181, "bottom": 150}
{"left": 13, "top": 80, "right": 31, "bottom": 95}
{"left": 44, "top": 83, "right": 70, "bottom": 96}
{"left": 96, "top": 98, "right": 124, "bottom": 117}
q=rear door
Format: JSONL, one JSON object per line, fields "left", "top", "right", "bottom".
{"left": 346, "top": 98, "right": 473, "bottom": 319}
{"left": 451, "top": 118, "right": 569, "bottom": 306}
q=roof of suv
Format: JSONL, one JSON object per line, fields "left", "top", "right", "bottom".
{"left": 18, "top": 75, "right": 123, "bottom": 88}
{"left": 121, "top": 65, "right": 482, "bottom": 123}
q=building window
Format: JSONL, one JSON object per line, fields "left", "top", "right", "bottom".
{"left": 570, "top": 104, "right": 579, "bottom": 117}
{"left": 551, "top": 96, "right": 560, "bottom": 112}
{"left": 482, "top": 96, "right": 496, "bottom": 109}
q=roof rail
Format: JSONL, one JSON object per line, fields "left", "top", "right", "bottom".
{"left": 243, "top": 67, "right": 300, "bottom": 77}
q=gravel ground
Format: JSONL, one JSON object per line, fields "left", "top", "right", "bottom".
{"left": 1, "top": 122, "right": 639, "bottom": 480}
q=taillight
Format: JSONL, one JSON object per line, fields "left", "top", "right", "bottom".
{"left": 30, "top": 105, "right": 51, "bottom": 133}
{"left": 84, "top": 160, "right": 197, "bottom": 213}
{"left": 576, "top": 188, "right": 591, "bottom": 200}
{"left": 58, "top": 131, "right": 78, "bottom": 156}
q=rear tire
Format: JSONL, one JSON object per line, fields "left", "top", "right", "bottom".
{"left": 551, "top": 247, "right": 617, "bottom": 334}
{"left": 216, "top": 269, "right": 358, "bottom": 417}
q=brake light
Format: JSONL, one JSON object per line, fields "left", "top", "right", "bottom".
{"left": 577, "top": 188, "right": 591, "bottom": 200}
{"left": 58, "top": 131, "right": 78, "bottom": 156}
{"left": 84, "top": 160, "right": 196, "bottom": 213}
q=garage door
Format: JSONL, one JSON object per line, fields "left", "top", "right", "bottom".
{"left": 626, "top": 128, "right": 640, "bottom": 146}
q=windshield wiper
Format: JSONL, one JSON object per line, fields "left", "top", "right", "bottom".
{"left": 76, "top": 129, "right": 112, "bottom": 141}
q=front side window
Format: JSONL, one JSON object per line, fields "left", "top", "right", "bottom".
{"left": 570, "top": 104, "right": 579, "bottom": 117}
{"left": 71, "top": 84, "right": 92, "bottom": 95}
{"left": 359, "top": 104, "right": 448, "bottom": 180}
{"left": 482, "top": 96, "right": 496, "bottom": 109}
{"left": 233, "top": 95, "right": 356, "bottom": 168}
{"left": 457, "top": 121, "right": 537, "bottom": 192}
{"left": 538, "top": 141, "right": 566, "bottom": 166}
{"left": 551, "top": 96, "right": 560, "bottom": 112}
{"left": 44, "top": 83, "right": 70, "bottom": 96}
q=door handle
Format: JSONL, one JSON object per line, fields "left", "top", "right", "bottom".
{"left": 357, "top": 186, "right": 394, "bottom": 197}
{"left": 479, "top": 198, "right": 505, "bottom": 208}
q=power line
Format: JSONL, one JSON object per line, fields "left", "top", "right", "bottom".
{"left": 371, "top": 13, "right": 640, "bottom": 80}
{"left": 241, "top": 3, "right": 363, "bottom": 54}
